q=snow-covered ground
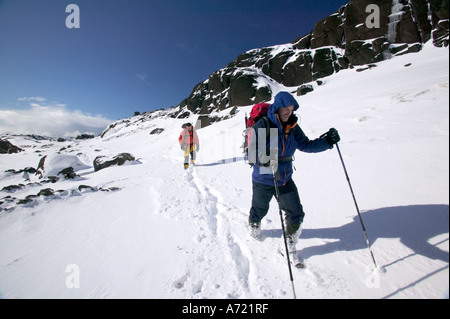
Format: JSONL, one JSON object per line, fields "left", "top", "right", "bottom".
{"left": 0, "top": 42, "right": 448, "bottom": 299}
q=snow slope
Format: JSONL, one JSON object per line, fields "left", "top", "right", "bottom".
{"left": 0, "top": 43, "right": 448, "bottom": 299}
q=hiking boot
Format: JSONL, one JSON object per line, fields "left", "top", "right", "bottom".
{"left": 286, "top": 221, "right": 302, "bottom": 245}
{"left": 184, "top": 163, "right": 189, "bottom": 169}
{"left": 249, "top": 218, "right": 261, "bottom": 239}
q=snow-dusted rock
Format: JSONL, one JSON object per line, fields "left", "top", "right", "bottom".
{"left": 93, "top": 153, "right": 136, "bottom": 172}
{"left": 36, "top": 154, "right": 91, "bottom": 178}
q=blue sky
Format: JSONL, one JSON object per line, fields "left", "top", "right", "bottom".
{"left": 0, "top": 0, "right": 348, "bottom": 136}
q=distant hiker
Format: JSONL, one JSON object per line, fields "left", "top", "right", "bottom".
{"left": 248, "top": 91, "right": 340, "bottom": 245}
{"left": 178, "top": 122, "right": 200, "bottom": 169}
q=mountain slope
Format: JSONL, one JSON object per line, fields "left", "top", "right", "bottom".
{"left": 0, "top": 43, "right": 448, "bottom": 299}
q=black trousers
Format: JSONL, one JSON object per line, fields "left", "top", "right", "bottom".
{"left": 249, "top": 179, "right": 305, "bottom": 226}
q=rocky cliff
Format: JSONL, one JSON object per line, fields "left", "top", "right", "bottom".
{"left": 105, "top": 0, "right": 448, "bottom": 131}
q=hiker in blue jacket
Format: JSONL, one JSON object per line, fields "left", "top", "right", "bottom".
{"left": 248, "top": 91, "right": 340, "bottom": 243}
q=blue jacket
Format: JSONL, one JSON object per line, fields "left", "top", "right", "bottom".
{"left": 251, "top": 92, "right": 331, "bottom": 186}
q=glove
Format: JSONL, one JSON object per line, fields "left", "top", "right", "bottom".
{"left": 181, "top": 145, "right": 186, "bottom": 151}
{"left": 195, "top": 145, "right": 200, "bottom": 152}
{"left": 323, "top": 128, "right": 340, "bottom": 146}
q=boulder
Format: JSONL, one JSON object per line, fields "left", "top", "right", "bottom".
{"left": 76, "top": 134, "right": 95, "bottom": 140}
{"left": 78, "top": 185, "right": 95, "bottom": 192}
{"left": 57, "top": 167, "right": 77, "bottom": 179}
{"left": 150, "top": 128, "right": 164, "bottom": 135}
{"left": 37, "top": 188, "right": 55, "bottom": 196}
{"left": 93, "top": 153, "right": 136, "bottom": 172}
{"left": 1, "top": 184, "right": 24, "bottom": 193}
{"left": 36, "top": 154, "right": 90, "bottom": 178}
{"left": 0, "top": 139, "right": 23, "bottom": 154}
{"left": 297, "top": 85, "right": 315, "bottom": 96}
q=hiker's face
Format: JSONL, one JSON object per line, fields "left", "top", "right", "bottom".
{"left": 187, "top": 125, "right": 193, "bottom": 131}
{"left": 278, "top": 105, "right": 294, "bottom": 123}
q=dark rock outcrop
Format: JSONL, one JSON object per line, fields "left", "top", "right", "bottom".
{"left": 93, "top": 153, "right": 136, "bottom": 172}
{"left": 172, "top": 0, "right": 448, "bottom": 127}
{"left": 97, "top": 0, "right": 447, "bottom": 133}
{"left": 0, "top": 139, "right": 23, "bottom": 154}
{"left": 76, "top": 134, "right": 95, "bottom": 140}
{"left": 37, "top": 188, "right": 55, "bottom": 197}
{"left": 150, "top": 128, "right": 164, "bottom": 135}
{"left": 57, "top": 167, "right": 77, "bottom": 179}
{"left": 1, "top": 184, "right": 25, "bottom": 193}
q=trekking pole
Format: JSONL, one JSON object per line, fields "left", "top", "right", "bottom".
{"left": 271, "top": 161, "right": 297, "bottom": 299}
{"left": 335, "top": 143, "right": 377, "bottom": 269}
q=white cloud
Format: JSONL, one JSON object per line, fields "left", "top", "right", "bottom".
{"left": 0, "top": 99, "right": 113, "bottom": 138}
{"left": 17, "top": 96, "right": 48, "bottom": 102}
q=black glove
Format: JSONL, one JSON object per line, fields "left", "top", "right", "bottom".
{"left": 323, "top": 128, "right": 340, "bottom": 146}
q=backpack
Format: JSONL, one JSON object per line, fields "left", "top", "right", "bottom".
{"left": 180, "top": 123, "right": 198, "bottom": 146}
{"left": 242, "top": 103, "right": 271, "bottom": 162}
{"left": 246, "top": 103, "right": 270, "bottom": 128}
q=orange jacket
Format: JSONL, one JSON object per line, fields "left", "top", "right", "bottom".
{"left": 178, "top": 128, "right": 199, "bottom": 146}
